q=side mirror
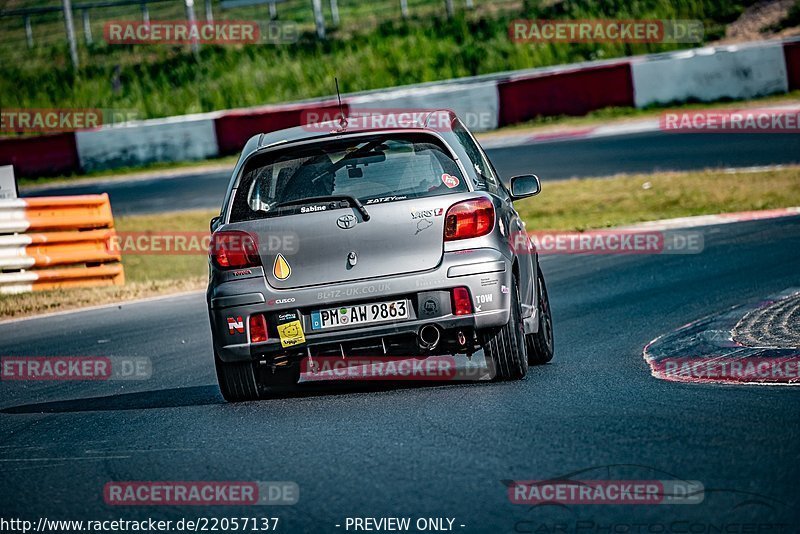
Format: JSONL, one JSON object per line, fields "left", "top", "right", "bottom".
{"left": 210, "top": 216, "right": 221, "bottom": 232}
{"left": 510, "top": 174, "right": 541, "bottom": 200}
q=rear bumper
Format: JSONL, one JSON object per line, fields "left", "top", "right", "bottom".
{"left": 208, "top": 248, "right": 515, "bottom": 363}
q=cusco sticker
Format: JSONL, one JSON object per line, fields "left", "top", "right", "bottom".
{"left": 273, "top": 254, "right": 291, "bottom": 280}
{"left": 277, "top": 320, "right": 305, "bottom": 348}
{"left": 441, "top": 173, "right": 460, "bottom": 188}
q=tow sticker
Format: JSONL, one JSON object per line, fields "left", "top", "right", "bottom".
{"left": 276, "top": 311, "right": 305, "bottom": 348}
{"left": 441, "top": 173, "right": 460, "bottom": 188}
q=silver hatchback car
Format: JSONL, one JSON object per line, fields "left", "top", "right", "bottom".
{"left": 207, "top": 111, "right": 554, "bottom": 401}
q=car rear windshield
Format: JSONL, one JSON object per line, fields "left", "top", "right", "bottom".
{"left": 229, "top": 133, "right": 467, "bottom": 222}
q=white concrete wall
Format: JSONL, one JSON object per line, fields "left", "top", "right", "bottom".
{"left": 347, "top": 81, "right": 500, "bottom": 132}
{"left": 69, "top": 39, "right": 795, "bottom": 171}
{"left": 75, "top": 114, "right": 219, "bottom": 172}
{"left": 632, "top": 43, "right": 789, "bottom": 108}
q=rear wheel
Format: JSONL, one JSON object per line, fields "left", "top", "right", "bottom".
{"left": 482, "top": 277, "right": 528, "bottom": 381}
{"left": 214, "top": 354, "right": 259, "bottom": 402}
{"left": 526, "top": 266, "right": 554, "bottom": 365}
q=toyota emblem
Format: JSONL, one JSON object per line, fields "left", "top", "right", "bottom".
{"left": 337, "top": 214, "right": 357, "bottom": 229}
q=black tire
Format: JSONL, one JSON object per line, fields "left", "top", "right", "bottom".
{"left": 526, "top": 266, "right": 554, "bottom": 365}
{"left": 214, "top": 354, "right": 259, "bottom": 402}
{"left": 482, "top": 277, "right": 528, "bottom": 381}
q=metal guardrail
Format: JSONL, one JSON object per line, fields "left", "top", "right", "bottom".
{"left": 0, "top": 0, "right": 453, "bottom": 66}
{"left": 0, "top": 0, "right": 173, "bottom": 18}
{"left": 0, "top": 194, "right": 125, "bottom": 293}
{"left": 0, "top": 0, "right": 178, "bottom": 60}
{"left": 220, "top": 0, "right": 284, "bottom": 10}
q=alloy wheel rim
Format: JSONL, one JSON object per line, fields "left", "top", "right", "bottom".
{"left": 540, "top": 278, "right": 553, "bottom": 351}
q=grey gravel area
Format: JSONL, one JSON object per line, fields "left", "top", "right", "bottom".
{"left": 733, "top": 292, "right": 800, "bottom": 348}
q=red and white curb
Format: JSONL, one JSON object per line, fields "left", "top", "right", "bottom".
{"left": 617, "top": 207, "right": 800, "bottom": 232}
{"left": 480, "top": 102, "right": 800, "bottom": 149}
{"left": 479, "top": 118, "right": 661, "bottom": 149}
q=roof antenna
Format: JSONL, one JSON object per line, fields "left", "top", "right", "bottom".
{"left": 335, "top": 77, "right": 347, "bottom": 129}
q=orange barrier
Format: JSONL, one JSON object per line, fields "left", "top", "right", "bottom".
{"left": 23, "top": 195, "right": 115, "bottom": 231}
{"left": 0, "top": 194, "right": 124, "bottom": 293}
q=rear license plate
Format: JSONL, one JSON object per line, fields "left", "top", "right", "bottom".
{"left": 311, "top": 300, "right": 409, "bottom": 330}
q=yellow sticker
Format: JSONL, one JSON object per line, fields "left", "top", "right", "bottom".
{"left": 273, "top": 254, "right": 292, "bottom": 280}
{"left": 277, "top": 320, "right": 305, "bottom": 348}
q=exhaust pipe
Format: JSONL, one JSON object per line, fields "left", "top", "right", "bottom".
{"left": 418, "top": 325, "right": 441, "bottom": 351}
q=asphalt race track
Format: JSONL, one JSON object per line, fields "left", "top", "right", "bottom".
{"left": 2, "top": 216, "right": 799, "bottom": 530}
{"left": 23, "top": 131, "right": 800, "bottom": 215}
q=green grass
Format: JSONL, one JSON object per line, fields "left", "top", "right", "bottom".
{"left": 0, "top": 0, "right": 767, "bottom": 121}
{"left": 515, "top": 166, "right": 800, "bottom": 230}
{"left": 114, "top": 209, "right": 214, "bottom": 283}
{"left": 2, "top": 165, "right": 799, "bottom": 319}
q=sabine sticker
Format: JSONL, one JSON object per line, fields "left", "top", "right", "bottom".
{"left": 273, "top": 254, "right": 292, "bottom": 280}
{"left": 300, "top": 205, "right": 327, "bottom": 213}
{"left": 441, "top": 173, "right": 460, "bottom": 188}
{"left": 227, "top": 316, "right": 244, "bottom": 335}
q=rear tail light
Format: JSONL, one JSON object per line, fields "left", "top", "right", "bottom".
{"left": 452, "top": 287, "right": 473, "bottom": 316}
{"left": 210, "top": 230, "right": 260, "bottom": 269}
{"left": 444, "top": 198, "right": 495, "bottom": 241}
{"left": 249, "top": 314, "right": 268, "bottom": 343}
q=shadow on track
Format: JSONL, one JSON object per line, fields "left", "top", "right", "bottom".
{"left": 1, "top": 385, "right": 225, "bottom": 414}
{"left": 1, "top": 379, "right": 501, "bottom": 414}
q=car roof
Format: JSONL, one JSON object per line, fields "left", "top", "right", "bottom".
{"left": 255, "top": 109, "right": 461, "bottom": 150}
